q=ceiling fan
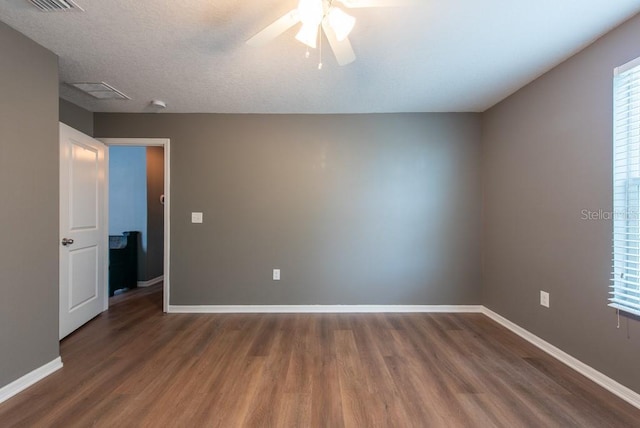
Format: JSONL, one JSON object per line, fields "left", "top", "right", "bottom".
{"left": 247, "top": 0, "right": 415, "bottom": 67}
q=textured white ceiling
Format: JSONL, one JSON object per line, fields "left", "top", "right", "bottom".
{"left": 1, "top": 0, "right": 639, "bottom": 113}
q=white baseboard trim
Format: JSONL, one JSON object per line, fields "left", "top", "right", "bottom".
{"left": 137, "top": 275, "right": 163, "bottom": 288}
{"left": 167, "top": 303, "right": 639, "bottom": 408}
{"left": 481, "top": 307, "right": 640, "bottom": 410}
{"left": 168, "top": 304, "right": 484, "bottom": 314}
{"left": 0, "top": 357, "right": 63, "bottom": 405}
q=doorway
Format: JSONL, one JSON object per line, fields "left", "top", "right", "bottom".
{"left": 101, "top": 138, "right": 170, "bottom": 313}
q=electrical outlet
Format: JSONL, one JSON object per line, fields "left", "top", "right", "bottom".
{"left": 191, "top": 212, "right": 203, "bottom": 223}
{"left": 273, "top": 269, "right": 280, "bottom": 281}
{"left": 540, "top": 291, "right": 550, "bottom": 308}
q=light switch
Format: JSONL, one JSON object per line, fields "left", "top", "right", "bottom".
{"left": 191, "top": 212, "right": 203, "bottom": 223}
{"left": 540, "top": 290, "right": 550, "bottom": 308}
{"left": 273, "top": 269, "right": 280, "bottom": 281}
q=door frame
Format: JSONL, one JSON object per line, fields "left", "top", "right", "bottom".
{"left": 99, "top": 138, "right": 171, "bottom": 313}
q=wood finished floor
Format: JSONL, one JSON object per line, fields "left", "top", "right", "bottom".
{"left": 1, "top": 285, "right": 639, "bottom": 427}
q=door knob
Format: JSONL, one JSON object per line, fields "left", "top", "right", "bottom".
{"left": 61, "top": 238, "right": 74, "bottom": 246}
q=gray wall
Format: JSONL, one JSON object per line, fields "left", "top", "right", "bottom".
{"left": 0, "top": 22, "right": 59, "bottom": 388}
{"left": 146, "top": 147, "right": 165, "bottom": 280}
{"left": 482, "top": 14, "right": 640, "bottom": 393}
{"left": 95, "top": 113, "right": 482, "bottom": 305}
{"left": 59, "top": 98, "right": 93, "bottom": 137}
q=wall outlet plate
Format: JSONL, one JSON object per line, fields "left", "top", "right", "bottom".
{"left": 273, "top": 269, "right": 280, "bottom": 281}
{"left": 191, "top": 212, "right": 203, "bottom": 223}
{"left": 540, "top": 290, "right": 550, "bottom": 308}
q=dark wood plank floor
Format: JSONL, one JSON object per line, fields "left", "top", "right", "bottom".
{"left": 1, "top": 284, "right": 639, "bottom": 427}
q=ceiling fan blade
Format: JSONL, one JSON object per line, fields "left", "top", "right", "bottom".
{"left": 247, "top": 10, "right": 301, "bottom": 47}
{"left": 322, "top": 20, "right": 356, "bottom": 66}
{"left": 338, "top": 0, "right": 418, "bottom": 7}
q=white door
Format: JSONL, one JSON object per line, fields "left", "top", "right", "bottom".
{"left": 59, "top": 123, "right": 107, "bottom": 339}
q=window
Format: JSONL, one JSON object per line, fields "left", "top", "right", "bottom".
{"left": 611, "top": 57, "right": 640, "bottom": 317}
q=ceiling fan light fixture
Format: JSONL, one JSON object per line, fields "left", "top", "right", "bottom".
{"left": 247, "top": 0, "right": 362, "bottom": 66}
{"left": 297, "top": 0, "right": 323, "bottom": 25}
{"left": 295, "top": 22, "right": 319, "bottom": 48}
{"left": 326, "top": 7, "right": 356, "bottom": 41}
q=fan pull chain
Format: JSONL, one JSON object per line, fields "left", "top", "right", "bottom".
{"left": 318, "top": 25, "right": 323, "bottom": 70}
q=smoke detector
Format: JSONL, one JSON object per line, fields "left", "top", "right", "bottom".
{"left": 28, "top": 0, "right": 84, "bottom": 12}
{"left": 150, "top": 100, "right": 167, "bottom": 109}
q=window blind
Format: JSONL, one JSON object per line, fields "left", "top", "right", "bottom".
{"left": 611, "top": 57, "right": 640, "bottom": 317}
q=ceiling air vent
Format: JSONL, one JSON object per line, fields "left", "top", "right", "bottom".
{"left": 67, "top": 82, "right": 131, "bottom": 100}
{"left": 28, "top": 0, "right": 84, "bottom": 12}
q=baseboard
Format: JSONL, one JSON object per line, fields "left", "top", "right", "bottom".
{"left": 168, "top": 304, "right": 484, "bottom": 314}
{"left": 137, "top": 275, "right": 163, "bottom": 288}
{"left": 169, "top": 303, "right": 639, "bottom": 408}
{"left": 481, "top": 307, "right": 640, "bottom": 410}
{"left": 0, "top": 357, "right": 63, "bottom": 405}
